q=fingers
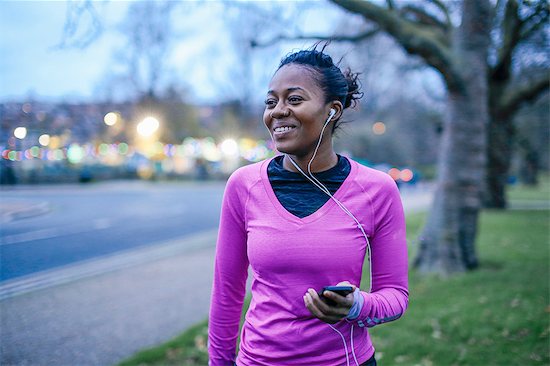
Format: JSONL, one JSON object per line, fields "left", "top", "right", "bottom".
{"left": 322, "top": 289, "right": 354, "bottom": 308}
{"left": 303, "top": 288, "right": 349, "bottom": 324}
{"left": 336, "top": 280, "right": 357, "bottom": 292}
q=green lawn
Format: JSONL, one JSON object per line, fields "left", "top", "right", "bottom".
{"left": 507, "top": 174, "right": 550, "bottom": 202}
{"left": 120, "top": 185, "right": 549, "bottom": 366}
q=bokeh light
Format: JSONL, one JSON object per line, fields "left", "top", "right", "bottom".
{"left": 388, "top": 167, "right": 400, "bottom": 181}
{"left": 30, "top": 146, "right": 40, "bottom": 157}
{"left": 220, "top": 139, "right": 238, "bottom": 156}
{"left": 400, "top": 168, "right": 414, "bottom": 182}
{"left": 372, "top": 122, "right": 386, "bottom": 135}
{"left": 137, "top": 117, "right": 160, "bottom": 137}
{"left": 14, "top": 127, "right": 27, "bottom": 139}
{"left": 39, "top": 134, "right": 51, "bottom": 146}
{"left": 104, "top": 112, "right": 119, "bottom": 126}
{"left": 49, "top": 136, "right": 61, "bottom": 149}
{"left": 67, "top": 144, "right": 84, "bottom": 164}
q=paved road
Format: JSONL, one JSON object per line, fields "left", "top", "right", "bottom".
{"left": 1, "top": 181, "right": 224, "bottom": 280}
{"left": 0, "top": 181, "right": 433, "bottom": 366}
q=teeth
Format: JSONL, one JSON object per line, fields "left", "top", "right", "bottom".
{"left": 274, "top": 126, "right": 294, "bottom": 133}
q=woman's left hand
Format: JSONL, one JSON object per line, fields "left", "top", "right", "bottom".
{"left": 303, "top": 281, "right": 356, "bottom": 324}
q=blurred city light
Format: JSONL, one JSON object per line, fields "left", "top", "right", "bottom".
{"left": 2, "top": 121, "right": 278, "bottom": 180}
{"left": 38, "top": 134, "right": 51, "bottom": 146}
{"left": 372, "top": 122, "right": 386, "bottom": 135}
{"left": 400, "top": 168, "right": 414, "bottom": 182}
{"left": 67, "top": 144, "right": 84, "bottom": 164}
{"left": 30, "top": 146, "right": 40, "bottom": 157}
{"left": 21, "top": 103, "right": 32, "bottom": 113}
{"left": 220, "top": 138, "right": 238, "bottom": 156}
{"left": 388, "top": 167, "right": 401, "bottom": 181}
{"left": 14, "top": 127, "right": 27, "bottom": 139}
{"left": 104, "top": 112, "right": 119, "bottom": 126}
{"left": 49, "top": 136, "right": 61, "bottom": 149}
{"left": 137, "top": 117, "right": 160, "bottom": 137}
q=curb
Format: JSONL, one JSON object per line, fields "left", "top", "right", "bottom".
{"left": 0, "top": 228, "right": 218, "bottom": 301}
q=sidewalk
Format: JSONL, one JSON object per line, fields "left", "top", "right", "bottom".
{"left": 0, "top": 188, "right": 434, "bottom": 366}
{"left": 1, "top": 230, "right": 219, "bottom": 366}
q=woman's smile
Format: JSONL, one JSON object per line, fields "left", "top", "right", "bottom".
{"left": 273, "top": 125, "right": 297, "bottom": 136}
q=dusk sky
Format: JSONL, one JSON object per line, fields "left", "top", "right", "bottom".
{"left": 0, "top": 1, "right": 272, "bottom": 103}
{"left": 0, "top": 1, "right": 358, "bottom": 104}
{"left": 0, "top": 1, "right": 131, "bottom": 101}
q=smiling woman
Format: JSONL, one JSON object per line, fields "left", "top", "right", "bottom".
{"left": 208, "top": 44, "right": 409, "bottom": 366}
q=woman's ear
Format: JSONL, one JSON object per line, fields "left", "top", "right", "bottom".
{"left": 329, "top": 102, "right": 344, "bottom": 121}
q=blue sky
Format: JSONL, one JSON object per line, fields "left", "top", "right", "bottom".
{"left": 0, "top": 1, "right": 129, "bottom": 101}
{"left": 0, "top": 1, "right": 288, "bottom": 104}
{"left": 0, "top": 1, "right": 354, "bottom": 104}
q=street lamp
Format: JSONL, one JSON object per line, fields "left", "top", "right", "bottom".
{"left": 38, "top": 134, "right": 50, "bottom": 147}
{"left": 220, "top": 138, "right": 238, "bottom": 156}
{"left": 104, "top": 112, "right": 119, "bottom": 126}
{"left": 14, "top": 127, "right": 27, "bottom": 139}
{"left": 137, "top": 117, "right": 160, "bottom": 137}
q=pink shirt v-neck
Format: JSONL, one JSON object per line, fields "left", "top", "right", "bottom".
{"left": 209, "top": 157, "right": 408, "bottom": 365}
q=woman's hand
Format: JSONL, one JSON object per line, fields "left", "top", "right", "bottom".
{"left": 303, "top": 281, "right": 357, "bottom": 324}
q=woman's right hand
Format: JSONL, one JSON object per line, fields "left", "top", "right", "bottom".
{"left": 303, "top": 281, "right": 356, "bottom": 324}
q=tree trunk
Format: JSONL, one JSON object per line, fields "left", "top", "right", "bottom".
{"left": 484, "top": 114, "right": 515, "bottom": 208}
{"left": 518, "top": 136, "right": 540, "bottom": 185}
{"left": 414, "top": 0, "right": 491, "bottom": 274}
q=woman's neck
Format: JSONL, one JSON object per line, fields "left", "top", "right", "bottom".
{"left": 283, "top": 149, "right": 338, "bottom": 174}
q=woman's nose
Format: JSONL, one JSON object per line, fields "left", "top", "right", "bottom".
{"left": 270, "top": 103, "right": 290, "bottom": 119}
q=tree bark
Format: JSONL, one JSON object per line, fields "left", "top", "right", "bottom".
{"left": 484, "top": 115, "right": 514, "bottom": 208}
{"left": 414, "top": 0, "right": 491, "bottom": 274}
{"left": 482, "top": 0, "right": 549, "bottom": 208}
{"left": 484, "top": 74, "right": 549, "bottom": 207}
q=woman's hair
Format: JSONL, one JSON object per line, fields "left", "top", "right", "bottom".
{"left": 277, "top": 43, "right": 363, "bottom": 128}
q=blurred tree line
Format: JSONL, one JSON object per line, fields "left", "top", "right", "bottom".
{"left": 59, "top": 0, "right": 548, "bottom": 276}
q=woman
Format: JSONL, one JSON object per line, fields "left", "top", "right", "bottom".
{"left": 208, "top": 45, "right": 408, "bottom": 366}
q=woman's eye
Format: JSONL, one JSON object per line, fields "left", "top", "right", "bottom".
{"left": 288, "top": 96, "right": 302, "bottom": 104}
{"left": 264, "top": 99, "right": 277, "bottom": 107}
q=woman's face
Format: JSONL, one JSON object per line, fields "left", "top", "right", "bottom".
{"left": 263, "top": 64, "right": 333, "bottom": 158}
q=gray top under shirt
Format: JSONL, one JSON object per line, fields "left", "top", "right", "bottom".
{"left": 267, "top": 155, "right": 351, "bottom": 218}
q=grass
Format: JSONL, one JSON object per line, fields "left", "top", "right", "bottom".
{"left": 371, "top": 210, "right": 549, "bottom": 366}
{"left": 507, "top": 173, "right": 550, "bottom": 202}
{"left": 120, "top": 183, "right": 549, "bottom": 366}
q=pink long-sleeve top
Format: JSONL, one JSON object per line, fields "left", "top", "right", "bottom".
{"left": 208, "top": 157, "right": 408, "bottom": 365}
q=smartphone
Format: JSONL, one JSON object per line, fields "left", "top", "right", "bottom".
{"left": 318, "top": 286, "right": 354, "bottom": 306}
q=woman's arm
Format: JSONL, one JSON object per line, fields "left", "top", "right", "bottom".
{"left": 208, "top": 173, "right": 249, "bottom": 365}
{"left": 350, "top": 177, "right": 409, "bottom": 328}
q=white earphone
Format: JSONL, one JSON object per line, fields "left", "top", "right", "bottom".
{"left": 328, "top": 108, "right": 336, "bottom": 121}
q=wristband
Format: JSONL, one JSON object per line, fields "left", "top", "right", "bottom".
{"left": 346, "top": 288, "right": 364, "bottom": 320}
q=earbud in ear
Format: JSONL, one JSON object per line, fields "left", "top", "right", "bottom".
{"left": 329, "top": 108, "right": 336, "bottom": 120}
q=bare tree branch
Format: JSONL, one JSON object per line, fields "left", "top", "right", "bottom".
{"left": 250, "top": 28, "right": 380, "bottom": 48}
{"left": 330, "top": 0, "right": 461, "bottom": 91}
{"left": 498, "top": 72, "right": 550, "bottom": 115}
{"left": 519, "top": 1, "right": 550, "bottom": 40}
{"left": 55, "top": 0, "right": 103, "bottom": 49}
{"left": 400, "top": 4, "right": 449, "bottom": 32}
{"left": 426, "top": 0, "right": 452, "bottom": 27}
{"left": 492, "top": 0, "right": 521, "bottom": 80}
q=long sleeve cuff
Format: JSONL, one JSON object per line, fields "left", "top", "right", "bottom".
{"left": 346, "top": 287, "right": 364, "bottom": 320}
{"left": 347, "top": 288, "right": 408, "bottom": 328}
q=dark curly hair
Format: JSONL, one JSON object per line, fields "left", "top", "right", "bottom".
{"left": 277, "top": 42, "right": 363, "bottom": 130}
